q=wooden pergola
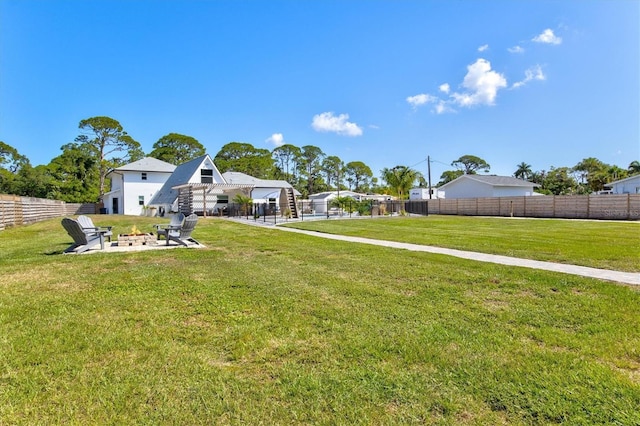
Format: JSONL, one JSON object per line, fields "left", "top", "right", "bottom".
{"left": 172, "top": 183, "right": 254, "bottom": 217}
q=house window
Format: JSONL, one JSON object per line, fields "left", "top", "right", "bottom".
{"left": 138, "top": 196, "right": 145, "bottom": 206}
{"left": 268, "top": 197, "right": 277, "bottom": 209}
{"left": 201, "top": 169, "right": 213, "bottom": 184}
{"left": 141, "top": 172, "right": 147, "bottom": 181}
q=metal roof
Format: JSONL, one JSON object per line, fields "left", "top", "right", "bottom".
{"left": 439, "top": 174, "right": 539, "bottom": 189}
{"left": 148, "top": 154, "right": 224, "bottom": 205}
{"left": 111, "top": 157, "right": 176, "bottom": 173}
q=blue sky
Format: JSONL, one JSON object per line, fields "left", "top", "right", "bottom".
{"left": 1, "top": 0, "right": 638, "bottom": 181}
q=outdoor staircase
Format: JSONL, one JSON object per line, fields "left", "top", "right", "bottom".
{"left": 286, "top": 188, "right": 299, "bottom": 219}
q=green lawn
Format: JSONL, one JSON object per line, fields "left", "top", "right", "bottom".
{"left": 283, "top": 215, "right": 640, "bottom": 272}
{"left": 1, "top": 216, "right": 639, "bottom": 424}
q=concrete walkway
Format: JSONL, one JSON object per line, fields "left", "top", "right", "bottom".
{"left": 228, "top": 218, "right": 639, "bottom": 286}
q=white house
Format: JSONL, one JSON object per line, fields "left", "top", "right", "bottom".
{"left": 148, "top": 154, "right": 227, "bottom": 215}
{"left": 222, "top": 172, "right": 300, "bottom": 214}
{"left": 104, "top": 154, "right": 299, "bottom": 216}
{"left": 604, "top": 175, "right": 640, "bottom": 194}
{"left": 306, "top": 191, "right": 392, "bottom": 214}
{"left": 409, "top": 187, "right": 443, "bottom": 200}
{"left": 104, "top": 157, "right": 176, "bottom": 215}
{"left": 437, "top": 175, "right": 539, "bottom": 199}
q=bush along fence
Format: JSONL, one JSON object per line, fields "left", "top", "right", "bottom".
{"left": 0, "top": 194, "right": 97, "bottom": 230}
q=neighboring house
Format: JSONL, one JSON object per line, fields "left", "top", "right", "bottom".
{"left": 306, "top": 191, "right": 391, "bottom": 214}
{"left": 604, "top": 175, "right": 640, "bottom": 194}
{"left": 148, "top": 154, "right": 226, "bottom": 214}
{"left": 437, "top": 175, "right": 539, "bottom": 199}
{"left": 409, "top": 187, "right": 443, "bottom": 200}
{"left": 104, "top": 157, "right": 176, "bottom": 215}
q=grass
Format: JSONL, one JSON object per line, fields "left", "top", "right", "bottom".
{"left": 282, "top": 215, "right": 640, "bottom": 272}
{"left": 1, "top": 216, "right": 639, "bottom": 424}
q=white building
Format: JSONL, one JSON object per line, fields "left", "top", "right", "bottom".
{"left": 104, "top": 157, "right": 176, "bottom": 215}
{"left": 104, "top": 154, "right": 298, "bottom": 217}
{"left": 409, "top": 187, "right": 443, "bottom": 200}
{"left": 437, "top": 175, "right": 539, "bottom": 199}
{"left": 222, "top": 171, "right": 301, "bottom": 215}
{"left": 306, "top": 191, "right": 392, "bottom": 214}
{"left": 604, "top": 175, "right": 640, "bottom": 194}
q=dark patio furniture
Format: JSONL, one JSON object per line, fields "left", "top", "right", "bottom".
{"left": 61, "top": 217, "right": 108, "bottom": 254}
{"left": 77, "top": 215, "right": 113, "bottom": 242}
{"left": 155, "top": 213, "right": 185, "bottom": 241}
{"left": 161, "top": 213, "right": 199, "bottom": 246}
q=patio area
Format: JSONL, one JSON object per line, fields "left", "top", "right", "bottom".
{"left": 79, "top": 238, "right": 205, "bottom": 254}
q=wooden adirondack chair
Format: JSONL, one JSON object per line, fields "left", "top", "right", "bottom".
{"left": 163, "top": 213, "right": 199, "bottom": 246}
{"left": 61, "top": 217, "right": 107, "bottom": 254}
{"left": 77, "top": 215, "right": 113, "bottom": 242}
{"left": 154, "top": 213, "right": 185, "bottom": 241}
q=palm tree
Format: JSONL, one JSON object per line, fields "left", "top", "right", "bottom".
{"left": 380, "top": 166, "right": 420, "bottom": 200}
{"left": 232, "top": 193, "right": 253, "bottom": 216}
{"left": 514, "top": 162, "right": 532, "bottom": 180}
{"left": 628, "top": 160, "right": 640, "bottom": 175}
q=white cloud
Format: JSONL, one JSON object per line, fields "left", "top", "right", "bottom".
{"left": 311, "top": 112, "right": 363, "bottom": 137}
{"left": 512, "top": 65, "right": 545, "bottom": 89}
{"left": 266, "top": 133, "right": 284, "bottom": 147}
{"left": 406, "top": 93, "right": 438, "bottom": 108}
{"left": 478, "top": 44, "right": 489, "bottom": 52}
{"left": 434, "top": 101, "right": 455, "bottom": 115}
{"left": 439, "top": 83, "right": 450, "bottom": 94}
{"left": 533, "top": 28, "right": 562, "bottom": 45}
{"left": 450, "top": 58, "right": 507, "bottom": 107}
{"left": 508, "top": 45, "right": 524, "bottom": 54}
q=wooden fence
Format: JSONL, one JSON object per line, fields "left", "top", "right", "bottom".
{"left": 0, "top": 194, "right": 97, "bottom": 230}
{"left": 425, "top": 194, "right": 640, "bottom": 220}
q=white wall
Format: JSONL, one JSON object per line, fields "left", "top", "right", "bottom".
{"left": 122, "top": 171, "right": 172, "bottom": 215}
{"left": 189, "top": 157, "right": 225, "bottom": 184}
{"left": 444, "top": 179, "right": 493, "bottom": 199}
{"left": 610, "top": 176, "right": 640, "bottom": 194}
{"left": 493, "top": 187, "right": 536, "bottom": 197}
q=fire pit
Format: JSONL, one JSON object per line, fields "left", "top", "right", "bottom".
{"left": 116, "top": 225, "right": 157, "bottom": 247}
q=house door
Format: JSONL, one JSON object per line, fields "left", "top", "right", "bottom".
{"left": 112, "top": 198, "right": 119, "bottom": 214}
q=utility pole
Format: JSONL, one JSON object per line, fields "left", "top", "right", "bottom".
{"left": 427, "top": 155, "right": 432, "bottom": 199}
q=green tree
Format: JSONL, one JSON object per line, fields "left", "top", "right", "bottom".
{"left": 215, "top": 142, "right": 275, "bottom": 179}
{"left": 47, "top": 143, "right": 100, "bottom": 202}
{"left": 272, "top": 144, "right": 302, "bottom": 182}
{"left": 452, "top": 155, "right": 490, "bottom": 174}
{"left": 573, "top": 157, "right": 607, "bottom": 192}
{"left": 543, "top": 167, "right": 579, "bottom": 195}
{"left": 344, "top": 161, "right": 373, "bottom": 193}
{"left": 321, "top": 156, "right": 344, "bottom": 190}
{"left": 232, "top": 193, "right": 253, "bottom": 216}
{"left": 628, "top": 160, "right": 640, "bottom": 175}
{"left": 381, "top": 165, "right": 420, "bottom": 200}
{"left": 0, "top": 142, "right": 30, "bottom": 194}
{"left": 298, "top": 145, "right": 325, "bottom": 197}
{"left": 13, "top": 164, "right": 52, "bottom": 198}
{"left": 149, "top": 133, "right": 205, "bottom": 165}
{"left": 437, "top": 170, "right": 464, "bottom": 186}
{"left": 514, "top": 162, "right": 533, "bottom": 180}
{"left": 77, "top": 116, "right": 142, "bottom": 202}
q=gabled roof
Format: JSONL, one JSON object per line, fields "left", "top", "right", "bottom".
{"left": 308, "top": 190, "right": 364, "bottom": 200}
{"left": 110, "top": 157, "right": 176, "bottom": 174}
{"left": 604, "top": 174, "right": 640, "bottom": 187}
{"left": 222, "top": 171, "right": 292, "bottom": 188}
{"left": 439, "top": 174, "right": 539, "bottom": 189}
{"left": 149, "top": 154, "right": 224, "bottom": 205}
